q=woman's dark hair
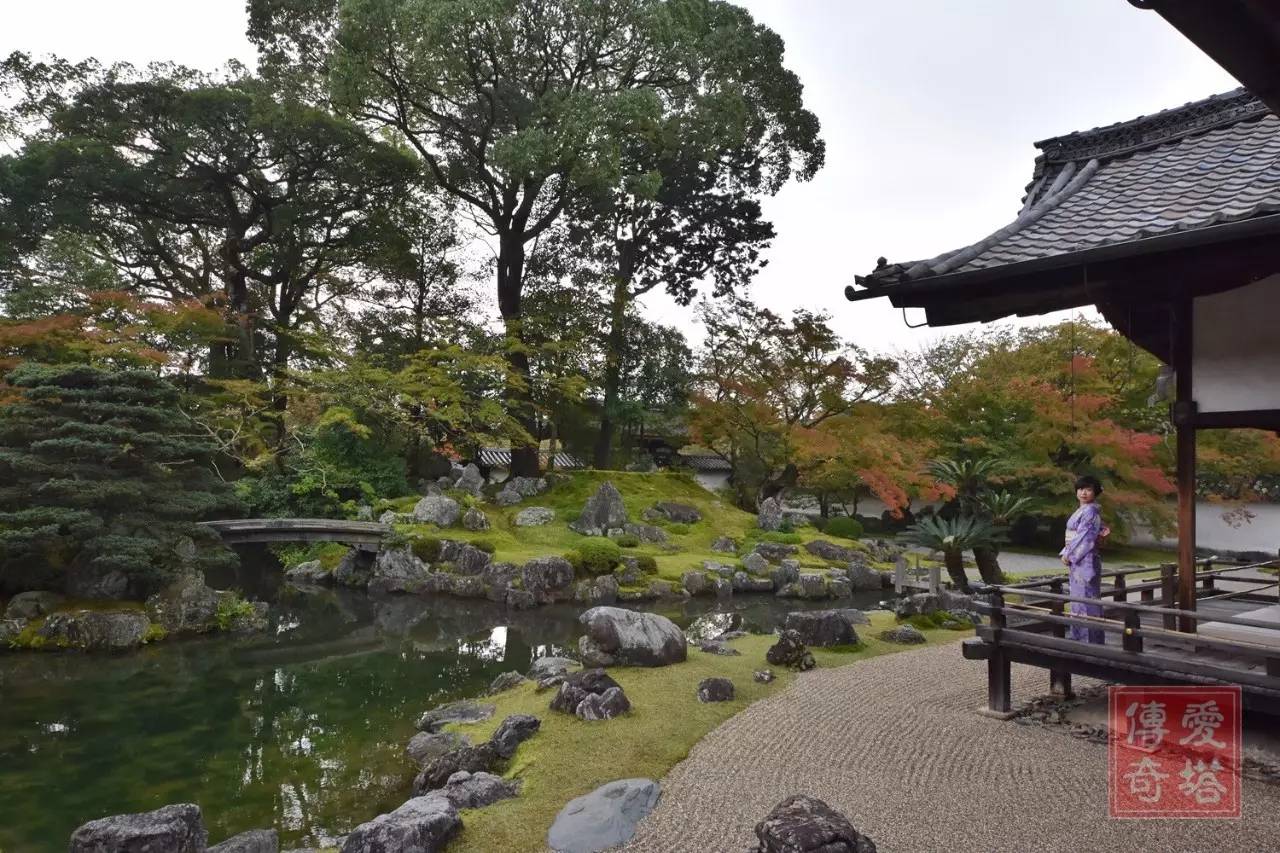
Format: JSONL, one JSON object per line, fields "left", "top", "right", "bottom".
{"left": 1074, "top": 475, "right": 1103, "bottom": 495}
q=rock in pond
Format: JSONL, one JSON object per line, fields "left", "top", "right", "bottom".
{"left": 413, "top": 742, "right": 501, "bottom": 795}
{"left": 547, "top": 778, "right": 660, "bottom": 853}
{"left": 368, "top": 547, "right": 431, "bottom": 595}
{"left": 5, "top": 590, "right": 64, "bottom": 621}
{"left": 529, "top": 655, "right": 579, "bottom": 680}
{"left": 522, "top": 556, "right": 576, "bottom": 604}
{"left": 570, "top": 481, "right": 629, "bottom": 536}
{"left": 69, "top": 803, "right": 207, "bottom": 853}
{"left": 578, "top": 606, "right": 687, "bottom": 667}
{"left": 751, "top": 794, "right": 877, "bottom": 853}
{"left": 416, "top": 699, "right": 496, "bottom": 732}
{"left": 405, "top": 731, "right": 469, "bottom": 766}
{"left": 765, "top": 629, "right": 816, "bottom": 671}
{"left": 413, "top": 494, "right": 461, "bottom": 527}
{"left": 783, "top": 610, "right": 860, "bottom": 647}
{"left": 846, "top": 562, "right": 882, "bottom": 592}
{"left": 209, "top": 828, "right": 279, "bottom": 852}
{"left": 682, "top": 571, "right": 711, "bottom": 597}
{"left": 38, "top": 610, "right": 151, "bottom": 651}
{"left": 741, "top": 552, "right": 770, "bottom": 575}
{"left": 285, "top": 560, "right": 330, "bottom": 585}
{"left": 697, "top": 677, "right": 735, "bottom": 702}
{"left": 341, "top": 795, "right": 460, "bottom": 853}
{"left": 332, "top": 550, "right": 374, "bottom": 589}
{"left": 514, "top": 506, "right": 555, "bottom": 526}
{"left": 879, "top": 625, "right": 927, "bottom": 645}
{"left": 487, "top": 670, "right": 529, "bottom": 695}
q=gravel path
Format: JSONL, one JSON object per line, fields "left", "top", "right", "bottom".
{"left": 621, "top": 643, "right": 1280, "bottom": 853}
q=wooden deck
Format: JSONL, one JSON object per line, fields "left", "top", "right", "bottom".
{"left": 199, "top": 518, "right": 392, "bottom": 552}
{"left": 964, "top": 560, "right": 1280, "bottom": 715}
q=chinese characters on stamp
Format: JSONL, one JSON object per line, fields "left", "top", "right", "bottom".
{"left": 1108, "top": 686, "right": 1241, "bottom": 818}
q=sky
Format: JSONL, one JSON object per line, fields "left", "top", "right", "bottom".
{"left": 3, "top": 0, "right": 1240, "bottom": 355}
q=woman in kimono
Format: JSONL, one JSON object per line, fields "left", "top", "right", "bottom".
{"left": 1060, "top": 475, "right": 1109, "bottom": 644}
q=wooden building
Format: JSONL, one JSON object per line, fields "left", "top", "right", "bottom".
{"left": 846, "top": 77, "right": 1280, "bottom": 710}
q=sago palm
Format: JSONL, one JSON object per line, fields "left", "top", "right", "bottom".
{"left": 970, "top": 490, "right": 1037, "bottom": 584}
{"left": 903, "top": 514, "right": 1003, "bottom": 593}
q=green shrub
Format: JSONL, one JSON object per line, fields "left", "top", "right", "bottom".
{"left": 825, "top": 517, "right": 864, "bottom": 541}
{"left": 667, "top": 523, "right": 691, "bottom": 536}
{"left": 410, "top": 535, "right": 443, "bottom": 563}
{"left": 473, "top": 540, "right": 496, "bottom": 555}
{"left": 569, "top": 538, "right": 622, "bottom": 575}
{"left": 215, "top": 594, "right": 256, "bottom": 631}
{"left": 142, "top": 623, "right": 169, "bottom": 644}
{"left": 634, "top": 555, "right": 658, "bottom": 575}
{"left": 760, "top": 531, "right": 803, "bottom": 544}
{"left": 615, "top": 534, "right": 641, "bottom": 548}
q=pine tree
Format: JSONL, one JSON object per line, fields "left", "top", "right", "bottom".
{"left": 0, "top": 364, "right": 242, "bottom": 596}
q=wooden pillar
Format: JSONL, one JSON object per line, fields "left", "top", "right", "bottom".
{"left": 1171, "top": 297, "right": 1199, "bottom": 632}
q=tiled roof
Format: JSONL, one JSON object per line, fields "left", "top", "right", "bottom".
{"left": 857, "top": 89, "right": 1280, "bottom": 287}
{"left": 478, "top": 448, "right": 584, "bottom": 470}
{"left": 679, "top": 454, "right": 732, "bottom": 472}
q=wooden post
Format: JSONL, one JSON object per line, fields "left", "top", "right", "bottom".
{"left": 1122, "top": 610, "right": 1143, "bottom": 653}
{"left": 1048, "top": 579, "right": 1072, "bottom": 697}
{"left": 893, "top": 555, "right": 906, "bottom": 594}
{"left": 1159, "top": 563, "right": 1178, "bottom": 631}
{"left": 1113, "top": 573, "right": 1127, "bottom": 603}
{"left": 986, "top": 589, "right": 1012, "bottom": 713}
{"left": 1172, "top": 296, "right": 1197, "bottom": 633}
{"left": 927, "top": 563, "right": 941, "bottom": 595}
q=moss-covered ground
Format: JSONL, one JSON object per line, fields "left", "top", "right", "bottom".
{"left": 444, "top": 610, "right": 967, "bottom": 853}
{"left": 363, "top": 471, "right": 870, "bottom": 582}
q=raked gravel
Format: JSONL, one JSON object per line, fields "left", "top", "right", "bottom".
{"left": 618, "top": 642, "right": 1280, "bottom": 853}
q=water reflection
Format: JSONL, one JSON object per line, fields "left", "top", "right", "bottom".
{"left": 0, "top": 572, "right": 886, "bottom": 850}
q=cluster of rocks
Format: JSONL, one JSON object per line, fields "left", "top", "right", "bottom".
{"left": 696, "top": 677, "right": 735, "bottom": 702}
{"left": 68, "top": 804, "right": 278, "bottom": 853}
{"left": 550, "top": 668, "right": 632, "bottom": 721}
{"left": 494, "top": 475, "right": 550, "bottom": 507}
{"left": 4, "top": 569, "right": 268, "bottom": 653}
{"left": 677, "top": 539, "right": 891, "bottom": 605}
{"left": 892, "top": 589, "right": 986, "bottom": 625}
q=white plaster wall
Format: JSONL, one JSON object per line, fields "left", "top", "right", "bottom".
{"left": 692, "top": 471, "right": 731, "bottom": 493}
{"left": 1193, "top": 274, "right": 1280, "bottom": 412}
{"left": 1129, "top": 501, "right": 1280, "bottom": 554}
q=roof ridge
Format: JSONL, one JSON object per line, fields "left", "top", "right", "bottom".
{"left": 907, "top": 158, "right": 1101, "bottom": 278}
{"left": 1035, "top": 88, "right": 1269, "bottom": 165}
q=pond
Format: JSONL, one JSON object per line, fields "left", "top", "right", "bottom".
{"left": 0, "top": 558, "right": 889, "bottom": 850}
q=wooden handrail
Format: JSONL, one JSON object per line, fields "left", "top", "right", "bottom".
{"left": 980, "top": 584, "right": 1280, "bottom": 632}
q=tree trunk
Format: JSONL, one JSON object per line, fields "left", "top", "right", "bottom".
{"left": 593, "top": 244, "right": 634, "bottom": 470}
{"left": 973, "top": 545, "right": 1005, "bottom": 585}
{"left": 944, "top": 549, "right": 971, "bottom": 593}
{"left": 497, "top": 232, "right": 540, "bottom": 477}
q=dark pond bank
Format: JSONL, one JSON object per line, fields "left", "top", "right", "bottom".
{"left": 0, "top": 556, "right": 888, "bottom": 850}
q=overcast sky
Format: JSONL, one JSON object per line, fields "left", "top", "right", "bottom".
{"left": 3, "top": 1, "right": 1239, "bottom": 354}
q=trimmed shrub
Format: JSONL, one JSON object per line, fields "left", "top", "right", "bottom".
{"left": 667, "top": 523, "right": 691, "bottom": 536}
{"left": 410, "top": 535, "right": 443, "bottom": 563}
{"left": 825, "top": 517, "right": 864, "bottom": 541}
{"left": 472, "top": 540, "right": 496, "bottom": 554}
{"left": 760, "top": 531, "right": 803, "bottom": 544}
{"left": 569, "top": 538, "right": 622, "bottom": 576}
{"left": 615, "top": 534, "right": 641, "bottom": 548}
{"left": 634, "top": 555, "right": 658, "bottom": 575}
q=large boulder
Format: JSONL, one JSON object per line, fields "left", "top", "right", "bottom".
{"left": 416, "top": 700, "right": 496, "bottom": 732}
{"left": 766, "top": 629, "right": 816, "bottom": 671}
{"left": 571, "top": 481, "right": 629, "bottom": 536}
{"left": 413, "top": 742, "right": 501, "bottom": 795}
{"left": 893, "top": 592, "right": 942, "bottom": 618}
{"left": 757, "top": 497, "right": 784, "bottom": 531}
{"left": 514, "top": 506, "right": 555, "bottom": 527}
{"left": 4, "top": 590, "right": 63, "bottom": 621}
{"left": 368, "top": 548, "right": 431, "bottom": 595}
{"left": 454, "top": 463, "right": 485, "bottom": 496}
{"left": 733, "top": 572, "right": 774, "bottom": 593}
{"left": 432, "top": 770, "right": 520, "bottom": 809}
{"left": 522, "top": 556, "right": 576, "bottom": 604}
{"left": 494, "top": 487, "right": 523, "bottom": 507}
{"left": 879, "top": 625, "right": 927, "bottom": 645}
{"left": 578, "top": 606, "right": 687, "bottom": 667}
{"left": 413, "top": 495, "right": 461, "bottom": 527}
{"left": 285, "top": 560, "right": 330, "bottom": 585}
{"left": 753, "top": 542, "right": 798, "bottom": 562}
{"left": 846, "top": 563, "right": 882, "bottom": 592}
{"left": 509, "top": 476, "right": 549, "bottom": 497}
{"left": 406, "top": 731, "right": 469, "bottom": 766}
{"left": 451, "top": 543, "right": 492, "bottom": 576}
{"left": 711, "top": 536, "right": 738, "bottom": 554}
{"left": 751, "top": 794, "right": 878, "bottom": 853}
{"left": 741, "top": 553, "right": 770, "bottom": 575}
{"left": 69, "top": 803, "right": 207, "bottom": 852}
{"left": 574, "top": 575, "right": 619, "bottom": 606}
{"left": 770, "top": 561, "right": 800, "bottom": 589}
{"left": 487, "top": 670, "right": 528, "bottom": 695}
{"left": 209, "top": 829, "right": 279, "bottom": 853}
{"left": 777, "top": 574, "right": 829, "bottom": 600}
{"left": 622, "top": 522, "right": 667, "bottom": 544}
{"left": 784, "top": 611, "right": 860, "bottom": 647}
{"left": 682, "top": 571, "right": 711, "bottom": 597}
{"left": 529, "top": 656, "right": 579, "bottom": 680}
{"left": 38, "top": 610, "right": 151, "bottom": 651}
{"left": 546, "top": 779, "right": 660, "bottom": 853}
{"left": 489, "top": 714, "right": 541, "bottom": 759}
{"left": 341, "top": 795, "right": 460, "bottom": 853}
{"left": 65, "top": 566, "right": 129, "bottom": 600}
{"left": 805, "top": 540, "right": 859, "bottom": 563}
{"left": 643, "top": 502, "right": 702, "bottom": 524}
{"left": 461, "top": 507, "right": 490, "bottom": 532}
{"left": 143, "top": 570, "right": 221, "bottom": 634}
{"left": 332, "top": 550, "right": 374, "bottom": 589}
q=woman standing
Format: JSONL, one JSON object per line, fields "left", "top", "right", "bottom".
{"left": 1060, "top": 475, "right": 1109, "bottom": 644}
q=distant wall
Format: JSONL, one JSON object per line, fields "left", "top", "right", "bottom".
{"left": 692, "top": 471, "right": 731, "bottom": 493}
{"left": 1130, "top": 500, "right": 1280, "bottom": 555}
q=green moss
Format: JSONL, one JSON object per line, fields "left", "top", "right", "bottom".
{"left": 142, "top": 623, "right": 169, "bottom": 644}
{"left": 902, "top": 611, "right": 975, "bottom": 632}
{"left": 271, "top": 541, "right": 349, "bottom": 571}
{"left": 614, "top": 534, "right": 640, "bottom": 548}
{"left": 472, "top": 540, "right": 497, "bottom": 555}
{"left": 569, "top": 539, "right": 622, "bottom": 576}
{"left": 665, "top": 523, "right": 691, "bottom": 536}
{"left": 410, "top": 535, "right": 443, "bottom": 563}
{"left": 633, "top": 555, "right": 658, "bottom": 574}
{"left": 824, "top": 517, "right": 863, "bottom": 540}
{"left": 759, "top": 531, "right": 803, "bottom": 545}
{"left": 447, "top": 611, "right": 962, "bottom": 853}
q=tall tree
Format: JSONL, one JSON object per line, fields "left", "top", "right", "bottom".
{"left": 250, "top": 0, "right": 821, "bottom": 475}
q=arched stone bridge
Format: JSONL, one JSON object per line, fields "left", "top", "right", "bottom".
{"left": 200, "top": 519, "right": 392, "bottom": 552}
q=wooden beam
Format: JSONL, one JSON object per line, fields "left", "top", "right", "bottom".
{"left": 1193, "top": 409, "right": 1280, "bottom": 430}
{"left": 1172, "top": 297, "right": 1197, "bottom": 632}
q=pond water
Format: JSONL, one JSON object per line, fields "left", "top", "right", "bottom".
{"left": 0, "top": 557, "right": 889, "bottom": 851}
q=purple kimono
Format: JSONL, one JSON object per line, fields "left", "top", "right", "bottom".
{"left": 1061, "top": 502, "right": 1104, "bottom": 644}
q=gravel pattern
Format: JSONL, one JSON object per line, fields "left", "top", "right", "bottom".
{"left": 620, "top": 643, "right": 1280, "bottom": 853}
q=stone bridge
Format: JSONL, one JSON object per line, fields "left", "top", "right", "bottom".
{"left": 199, "top": 519, "right": 392, "bottom": 552}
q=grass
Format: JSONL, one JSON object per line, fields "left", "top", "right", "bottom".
{"left": 390, "top": 471, "right": 866, "bottom": 583}
{"left": 444, "top": 610, "right": 963, "bottom": 852}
